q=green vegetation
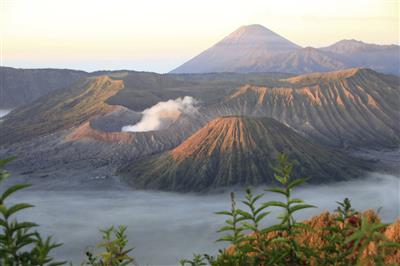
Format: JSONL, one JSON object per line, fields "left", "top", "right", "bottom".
{"left": 0, "top": 157, "right": 64, "bottom": 266}
{"left": 1, "top": 155, "right": 399, "bottom": 266}
{"left": 179, "top": 154, "right": 400, "bottom": 266}
{"left": 83, "top": 226, "right": 135, "bottom": 266}
{"left": 0, "top": 157, "right": 135, "bottom": 266}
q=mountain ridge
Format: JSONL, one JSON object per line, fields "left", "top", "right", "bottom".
{"left": 1, "top": 68, "right": 398, "bottom": 149}
{"left": 170, "top": 25, "right": 400, "bottom": 74}
{"left": 203, "top": 68, "right": 400, "bottom": 148}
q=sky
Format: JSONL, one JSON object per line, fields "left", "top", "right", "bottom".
{"left": 1, "top": 0, "right": 399, "bottom": 73}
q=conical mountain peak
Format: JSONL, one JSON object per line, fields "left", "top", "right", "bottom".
{"left": 121, "top": 116, "right": 366, "bottom": 192}
{"left": 170, "top": 24, "right": 301, "bottom": 73}
{"left": 219, "top": 24, "right": 299, "bottom": 49}
{"left": 225, "top": 24, "right": 279, "bottom": 38}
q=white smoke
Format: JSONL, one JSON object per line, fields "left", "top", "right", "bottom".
{"left": 122, "top": 96, "right": 198, "bottom": 132}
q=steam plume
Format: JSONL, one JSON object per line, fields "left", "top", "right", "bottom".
{"left": 122, "top": 96, "right": 198, "bottom": 132}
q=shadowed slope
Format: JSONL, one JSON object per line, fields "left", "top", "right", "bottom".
{"left": 120, "top": 116, "right": 367, "bottom": 192}
{"left": 0, "top": 67, "right": 88, "bottom": 108}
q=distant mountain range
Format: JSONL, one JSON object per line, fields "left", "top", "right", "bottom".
{"left": 120, "top": 116, "right": 367, "bottom": 192}
{"left": 2, "top": 68, "right": 398, "bottom": 149}
{"left": 0, "top": 68, "right": 398, "bottom": 191}
{"left": 0, "top": 67, "right": 88, "bottom": 109}
{"left": 170, "top": 24, "right": 400, "bottom": 75}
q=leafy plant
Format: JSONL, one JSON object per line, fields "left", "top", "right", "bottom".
{"left": 261, "top": 154, "right": 316, "bottom": 265}
{"left": 83, "top": 225, "right": 135, "bottom": 266}
{"left": 0, "top": 157, "right": 65, "bottom": 266}
{"left": 214, "top": 192, "right": 254, "bottom": 265}
{"left": 317, "top": 198, "right": 359, "bottom": 265}
{"left": 179, "top": 154, "right": 400, "bottom": 266}
{"left": 179, "top": 253, "right": 208, "bottom": 266}
{"left": 345, "top": 214, "right": 400, "bottom": 265}
{"left": 180, "top": 154, "right": 318, "bottom": 266}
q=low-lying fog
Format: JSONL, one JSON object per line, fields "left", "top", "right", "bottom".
{"left": 10, "top": 173, "right": 399, "bottom": 265}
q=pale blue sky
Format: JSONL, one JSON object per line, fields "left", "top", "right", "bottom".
{"left": 1, "top": 0, "right": 398, "bottom": 73}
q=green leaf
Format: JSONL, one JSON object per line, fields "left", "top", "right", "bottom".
{"left": 0, "top": 157, "right": 16, "bottom": 168}
{"left": 237, "top": 210, "right": 253, "bottom": 220}
{"left": 252, "top": 193, "right": 264, "bottom": 204}
{"left": 265, "top": 187, "right": 288, "bottom": 196}
{"left": 262, "top": 201, "right": 287, "bottom": 208}
{"left": 215, "top": 211, "right": 232, "bottom": 216}
{"left": 225, "top": 219, "right": 234, "bottom": 225}
{"left": 288, "top": 198, "right": 303, "bottom": 205}
{"left": 0, "top": 218, "right": 6, "bottom": 227}
{"left": 217, "top": 226, "right": 235, "bottom": 233}
{"left": 0, "top": 205, "right": 7, "bottom": 217}
{"left": 254, "top": 205, "right": 269, "bottom": 216}
{"left": 345, "top": 231, "right": 363, "bottom": 243}
{"left": 11, "top": 221, "right": 37, "bottom": 231}
{"left": 216, "top": 235, "right": 234, "bottom": 242}
{"left": 261, "top": 224, "right": 287, "bottom": 233}
{"left": 242, "top": 201, "right": 253, "bottom": 209}
{"left": 0, "top": 184, "right": 31, "bottom": 203}
{"left": 274, "top": 174, "right": 286, "bottom": 184}
{"left": 287, "top": 178, "right": 308, "bottom": 189}
{"left": 6, "top": 203, "right": 34, "bottom": 218}
{"left": 288, "top": 204, "right": 316, "bottom": 214}
{"left": 242, "top": 222, "right": 257, "bottom": 232}
{"left": 255, "top": 211, "right": 270, "bottom": 223}
{"left": 381, "top": 242, "right": 400, "bottom": 248}
{"left": 279, "top": 213, "right": 290, "bottom": 224}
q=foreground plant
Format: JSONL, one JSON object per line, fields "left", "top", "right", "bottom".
{"left": 317, "top": 198, "right": 359, "bottom": 265}
{"left": 0, "top": 157, "right": 65, "bottom": 266}
{"left": 346, "top": 214, "right": 400, "bottom": 265}
{"left": 83, "top": 225, "right": 136, "bottom": 266}
{"left": 181, "top": 154, "right": 315, "bottom": 265}
{"left": 262, "top": 154, "right": 316, "bottom": 265}
{"left": 180, "top": 154, "right": 400, "bottom": 266}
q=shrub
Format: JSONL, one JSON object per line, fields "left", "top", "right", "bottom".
{"left": 83, "top": 225, "right": 136, "bottom": 266}
{"left": 0, "top": 157, "right": 65, "bottom": 266}
{"left": 180, "top": 154, "right": 400, "bottom": 266}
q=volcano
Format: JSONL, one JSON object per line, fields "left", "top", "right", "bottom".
{"left": 120, "top": 116, "right": 367, "bottom": 192}
{"left": 170, "top": 25, "right": 400, "bottom": 75}
{"left": 170, "top": 24, "right": 300, "bottom": 73}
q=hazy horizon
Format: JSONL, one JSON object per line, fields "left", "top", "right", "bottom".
{"left": 2, "top": 0, "right": 398, "bottom": 73}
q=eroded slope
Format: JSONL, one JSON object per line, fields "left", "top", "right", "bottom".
{"left": 120, "top": 116, "right": 367, "bottom": 192}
